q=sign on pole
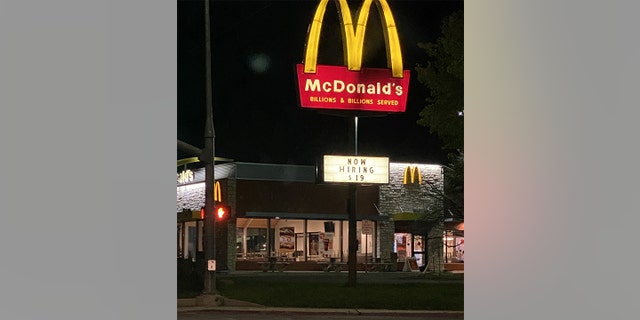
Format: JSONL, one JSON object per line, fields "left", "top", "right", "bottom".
{"left": 296, "top": 0, "right": 410, "bottom": 113}
{"left": 362, "top": 220, "right": 374, "bottom": 235}
{"left": 323, "top": 155, "right": 389, "bottom": 184}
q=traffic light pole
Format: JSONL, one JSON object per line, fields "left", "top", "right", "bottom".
{"left": 202, "top": 0, "right": 217, "bottom": 296}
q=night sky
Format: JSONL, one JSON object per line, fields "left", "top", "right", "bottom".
{"left": 178, "top": 0, "right": 463, "bottom": 165}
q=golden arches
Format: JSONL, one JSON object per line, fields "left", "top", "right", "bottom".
{"left": 303, "top": 0, "right": 404, "bottom": 78}
{"left": 403, "top": 166, "right": 422, "bottom": 184}
{"left": 214, "top": 181, "right": 222, "bottom": 203}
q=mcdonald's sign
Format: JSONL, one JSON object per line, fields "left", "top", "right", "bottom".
{"left": 403, "top": 166, "right": 422, "bottom": 185}
{"left": 177, "top": 169, "right": 194, "bottom": 184}
{"left": 296, "top": 0, "right": 410, "bottom": 113}
{"left": 214, "top": 180, "right": 222, "bottom": 203}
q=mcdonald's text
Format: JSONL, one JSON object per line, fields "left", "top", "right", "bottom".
{"left": 304, "top": 79, "right": 403, "bottom": 96}
{"left": 296, "top": 64, "right": 409, "bottom": 112}
{"left": 177, "top": 169, "right": 194, "bottom": 184}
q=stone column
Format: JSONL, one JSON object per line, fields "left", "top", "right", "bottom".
{"left": 377, "top": 219, "right": 395, "bottom": 262}
{"left": 427, "top": 221, "right": 444, "bottom": 273}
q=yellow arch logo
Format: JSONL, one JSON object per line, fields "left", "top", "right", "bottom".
{"left": 303, "top": 0, "right": 404, "bottom": 78}
{"left": 403, "top": 166, "right": 422, "bottom": 184}
{"left": 214, "top": 181, "right": 222, "bottom": 203}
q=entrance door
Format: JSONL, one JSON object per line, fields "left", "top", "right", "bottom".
{"left": 187, "top": 225, "right": 196, "bottom": 261}
{"left": 413, "top": 235, "right": 426, "bottom": 267}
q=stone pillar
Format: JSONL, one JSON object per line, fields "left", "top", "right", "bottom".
{"left": 427, "top": 221, "right": 444, "bottom": 273}
{"left": 226, "top": 221, "right": 236, "bottom": 272}
{"left": 377, "top": 219, "right": 395, "bottom": 262}
{"left": 227, "top": 178, "right": 237, "bottom": 272}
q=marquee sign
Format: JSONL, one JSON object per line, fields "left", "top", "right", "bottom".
{"left": 323, "top": 155, "right": 389, "bottom": 184}
{"left": 296, "top": 0, "right": 410, "bottom": 113}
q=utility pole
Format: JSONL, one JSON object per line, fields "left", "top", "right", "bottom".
{"left": 201, "top": 0, "right": 217, "bottom": 297}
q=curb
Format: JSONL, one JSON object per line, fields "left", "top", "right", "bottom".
{"left": 178, "top": 307, "right": 464, "bottom": 318}
{"left": 178, "top": 300, "right": 464, "bottom": 318}
{"left": 178, "top": 297, "right": 265, "bottom": 308}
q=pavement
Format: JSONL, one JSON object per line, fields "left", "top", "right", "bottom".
{"left": 178, "top": 270, "right": 464, "bottom": 318}
{"left": 178, "top": 301, "right": 463, "bottom": 318}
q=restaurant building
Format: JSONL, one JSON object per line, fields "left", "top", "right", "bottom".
{"left": 177, "top": 160, "right": 461, "bottom": 272}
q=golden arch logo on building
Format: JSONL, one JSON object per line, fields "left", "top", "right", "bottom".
{"left": 403, "top": 166, "right": 422, "bottom": 185}
{"left": 214, "top": 181, "right": 222, "bottom": 203}
{"left": 296, "top": 0, "right": 411, "bottom": 113}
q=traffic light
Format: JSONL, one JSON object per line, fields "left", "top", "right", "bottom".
{"left": 214, "top": 203, "right": 230, "bottom": 221}
{"left": 200, "top": 204, "right": 230, "bottom": 221}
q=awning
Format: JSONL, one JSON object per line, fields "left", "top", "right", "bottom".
{"left": 391, "top": 212, "right": 424, "bottom": 221}
{"left": 177, "top": 210, "right": 202, "bottom": 222}
{"left": 245, "top": 211, "right": 390, "bottom": 221}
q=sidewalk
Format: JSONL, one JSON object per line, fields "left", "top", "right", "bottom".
{"left": 177, "top": 297, "right": 464, "bottom": 318}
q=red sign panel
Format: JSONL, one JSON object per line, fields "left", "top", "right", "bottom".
{"left": 296, "top": 64, "right": 410, "bottom": 113}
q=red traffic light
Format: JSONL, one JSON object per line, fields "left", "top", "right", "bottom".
{"left": 200, "top": 205, "right": 230, "bottom": 221}
{"left": 214, "top": 204, "right": 230, "bottom": 221}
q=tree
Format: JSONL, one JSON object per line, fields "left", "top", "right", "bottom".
{"left": 416, "top": 10, "right": 464, "bottom": 221}
{"left": 425, "top": 152, "right": 464, "bottom": 220}
{"left": 415, "top": 10, "right": 463, "bottom": 152}
{"left": 414, "top": 11, "right": 464, "bottom": 273}
{"left": 416, "top": 152, "right": 463, "bottom": 274}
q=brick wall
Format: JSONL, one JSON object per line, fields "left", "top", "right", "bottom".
{"left": 226, "top": 179, "right": 237, "bottom": 271}
{"left": 379, "top": 163, "right": 445, "bottom": 272}
{"left": 176, "top": 183, "right": 205, "bottom": 212}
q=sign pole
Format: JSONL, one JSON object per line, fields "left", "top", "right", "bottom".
{"left": 347, "top": 183, "right": 357, "bottom": 286}
{"left": 354, "top": 116, "right": 358, "bottom": 156}
{"left": 347, "top": 114, "right": 360, "bottom": 286}
{"left": 365, "top": 233, "right": 368, "bottom": 273}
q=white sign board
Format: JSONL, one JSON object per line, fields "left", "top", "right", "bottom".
{"left": 362, "top": 220, "right": 374, "bottom": 235}
{"left": 207, "top": 260, "right": 216, "bottom": 271}
{"left": 323, "top": 155, "right": 389, "bottom": 184}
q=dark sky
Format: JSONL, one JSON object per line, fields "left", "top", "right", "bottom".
{"left": 178, "top": 0, "right": 463, "bottom": 165}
